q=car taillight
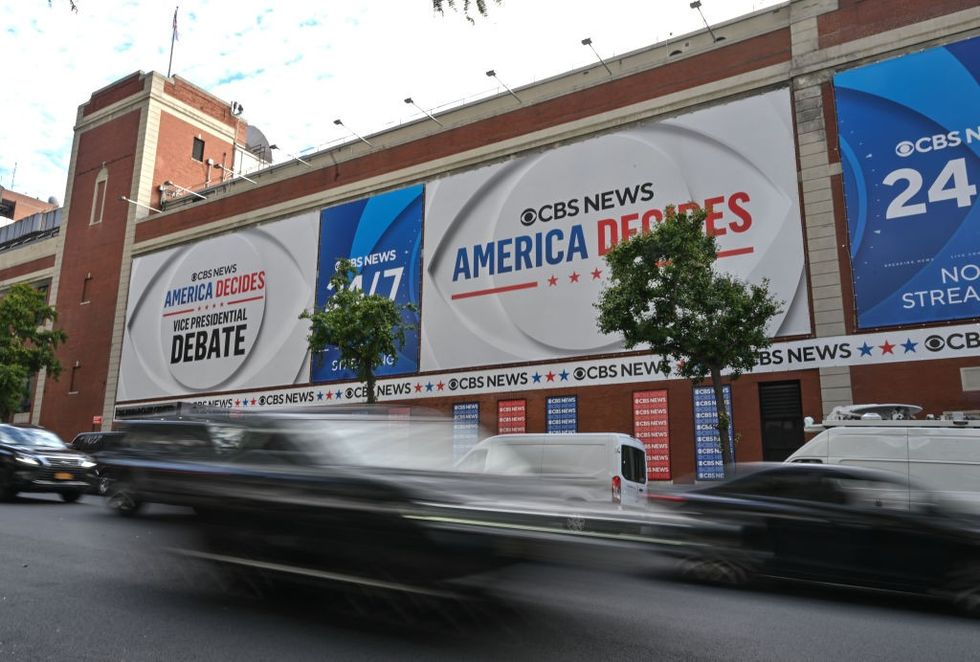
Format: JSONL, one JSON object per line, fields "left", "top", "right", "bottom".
{"left": 611, "top": 475, "right": 622, "bottom": 503}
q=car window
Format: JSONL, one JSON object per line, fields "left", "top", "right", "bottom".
{"left": 833, "top": 477, "right": 910, "bottom": 511}
{"left": 621, "top": 446, "right": 647, "bottom": 484}
{"left": 720, "top": 472, "right": 848, "bottom": 504}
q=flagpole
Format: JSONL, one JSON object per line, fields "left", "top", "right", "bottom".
{"left": 167, "top": 6, "right": 179, "bottom": 78}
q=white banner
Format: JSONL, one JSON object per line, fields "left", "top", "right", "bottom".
{"left": 420, "top": 88, "right": 809, "bottom": 372}
{"left": 120, "top": 323, "right": 980, "bottom": 413}
{"left": 117, "top": 212, "right": 319, "bottom": 401}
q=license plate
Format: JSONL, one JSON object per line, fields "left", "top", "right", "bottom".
{"left": 54, "top": 472, "right": 74, "bottom": 480}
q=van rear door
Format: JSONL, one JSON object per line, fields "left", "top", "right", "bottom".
{"left": 619, "top": 443, "right": 647, "bottom": 506}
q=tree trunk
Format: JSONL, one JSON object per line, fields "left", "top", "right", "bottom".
{"left": 365, "top": 372, "right": 377, "bottom": 404}
{"left": 709, "top": 365, "right": 734, "bottom": 476}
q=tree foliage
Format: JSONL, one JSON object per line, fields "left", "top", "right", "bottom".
{"left": 300, "top": 259, "right": 416, "bottom": 404}
{"left": 432, "top": 0, "right": 500, "bottom": 22}
{"left": 595, "top": 207, "right": 781, "bottom": 471}
{"left": 0, "top": 284, "right": 67, "bottom": 420}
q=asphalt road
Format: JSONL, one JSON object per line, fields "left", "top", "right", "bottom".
{"left": 2, "top": 494, "right": 980, "bottom": 662}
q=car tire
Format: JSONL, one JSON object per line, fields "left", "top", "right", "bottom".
{"left": 678, "top": 555, "right": 755, "bottom": 587}
{"left": 945, "top": 562, "right": 980, "bottom": 615}
{"left": 106, "top": 481, "right": 144, "bottom": 516}
{"left": 60, "top": 491, "right": 82, "bottom": 503}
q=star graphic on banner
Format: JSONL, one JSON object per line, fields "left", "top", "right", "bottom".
{"left": 326, "top": 391, "right": 333, "bottom": 400}
{"left": 545, "top": 371, "right": 556, "bottom": 382}
{"left": 902, "top": 338, "right": 917, "bottom": 353}
{"left": 241, "top": 399, "right": 249, "bottom": 407}
{"left": 531, "top": 372, "right": 542, "bottom": 383}
{"left": 251, "top": 398, "right": 257, "bottom": 405}
{"left": 558, "top": 370, "right": 569, "bottom": 381}
{"left": 879, "top": 340, "right": 895, "bottom": 354}
{"left": 591, "top": 267, "right": 602, "bottom": 280}
{"left": 335, "top": 390, "right": 342, "bottom": 400}
{"left": 316, "top": 392, "right": 324, "bottom": 401}
{"left": 425, "top": 382, "right": 434, "bottom": 392}
{"left": 858, "top": 342, "right": 873, "bottom": 357}
{"left": 234, "top": 399, "right": 241, "bottom": 406}
{"left": 569, "top": 272, "right": 580, "bottom": 283}
{"left": 437, "top": 381, "right": 445, "bottom": 391}
{"left": 414, "top": 383, "right": 423, "bottom": 392}
{"left": 547, "top": 275, "right": 558, "bottom": 287}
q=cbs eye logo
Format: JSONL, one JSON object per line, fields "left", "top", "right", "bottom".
{"left": 895, "top": 141, "right": 915, "bottom": 158}
{"left": 520, "top": 208, "right": 537, "bottom": 226}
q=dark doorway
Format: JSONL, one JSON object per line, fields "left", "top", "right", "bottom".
{"left": 758, "top": 381, "right": 805, "bottom": 462}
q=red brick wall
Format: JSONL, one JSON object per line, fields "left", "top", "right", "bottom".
{"left": 83, "top": 73, "right": 145, "bottom": 117}
{"left": 163, "top": 78, "right": 242, "bottom": 130}
{"left": 0, "top": 255, "right": 55, "bottom": 282}
{"left": 136, "top": 29, "right": 791, "bottom": 244}
{"left": 818, "top": 0, "right": 978, "bottom": 49}
{"left": 850, "top": 357, "right": 980, "bottom": 415}
{"left": 153, "top": 112, "right": 237, "bottom": 207}
{"left": 40, "top": 111, "right": 141, "bottom": 442}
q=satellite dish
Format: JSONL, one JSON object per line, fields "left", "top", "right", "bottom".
{"left": 48, "top": 196, "right": 60, "bottom": 206}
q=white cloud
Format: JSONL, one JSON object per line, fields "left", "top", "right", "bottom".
{"left": 0, "top": 0, "right": 781, "bottom": 203}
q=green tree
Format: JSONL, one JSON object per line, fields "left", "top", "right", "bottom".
{"left": 0, "top": 283, "right": 67, "bottom": 420}
{"left": 433, "top": 0, "right": 500, "bottom": 22}
{"left": 300, "top": 259, "right": 417, "bottom": 404}
{"left": 595, "top": 207, "right": 781, "bottom": 473}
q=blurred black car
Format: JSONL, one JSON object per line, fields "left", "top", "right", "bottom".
{"left": 69, "top": 431, "right": 127, "bottom": 494}
{"left": 649, "top": 463, "right": 980, "bottom": 612}
{"left": 0, "top": 424, "right": 98, "bottom": 502}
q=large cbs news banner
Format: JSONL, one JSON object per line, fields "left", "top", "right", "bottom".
{"left": 118, "top": 88, "right": 809, "bottom": 401}
{"left": 420, "top": 88, "right": 809, "bottom": 371}
{"left": 835, "top": 35, "right": 980, "bottom": 329}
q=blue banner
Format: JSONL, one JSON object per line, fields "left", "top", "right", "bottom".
{"left": 546, "top": 395, "right": 578, "bottom": 433}
{"left": 453, "top": 402, "right": 480, "bottom": 460}
{"left": 311, "top": 185, "right": 423, "bottom": 381}
{"left": 834, "top": 36, "right": 980, "bottom": 328}
{"left": 693, "top": 385, "right": 734, "bottom": 481}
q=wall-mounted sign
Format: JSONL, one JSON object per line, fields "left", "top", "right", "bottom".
{"left": 546, "top": 395, "right": 578, "bottom": 433}
{"left": 835, "top": 36, "right": 980, "bottom": 328}
{"left": 312, "top": 185, "right": 423, "bottom": 382}
{"left": 633, "top": 390, "right": 670, "bottom": 481}
{"left": 117, "top": 211, "right": 318, "bottom": 402}
{"left": 452, "top": 402, "right": 480, "bottom": 460}
{"left": 497, "top": 399, "right": 527, "bottom": 434}
{"left": 421, "top": 88, "right": 808, "bottom": 372}
{"left": 693, "top": 385, "right": 734, "bottom": 481}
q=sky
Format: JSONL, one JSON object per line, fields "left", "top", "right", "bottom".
{"left": 1, "top": 0, "right": 783, "bottom": 204}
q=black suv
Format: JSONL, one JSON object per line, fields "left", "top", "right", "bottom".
{"left": 0, "top": 424, "right": 98, "bottom": 502}
{"left": 69, "top": 431, "right": 127, "bottom": 494}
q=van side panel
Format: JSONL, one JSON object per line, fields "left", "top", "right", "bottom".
{"left": 829, "top": 429, "right": 909, "bottom": 481}
{"left": 909, "top": 429, "right": 980, "bottom": 512}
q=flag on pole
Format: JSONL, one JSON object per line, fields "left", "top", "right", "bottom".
{"left": 172, "top": 7, "right": 179, "bottom": 41}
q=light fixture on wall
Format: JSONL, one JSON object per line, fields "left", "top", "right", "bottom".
{"left": 485, "top": 70, "right": 522, "bottom": 103}
{"left": 581, "top": 37, "right": 613, "bottom": 75}
{"left": 161, "top": 180, "right": 208, "bottom": 200}
{"left": 119, "top": 195, "right": 162, "bottom": 214}
{"left": 690, "top": 1, "right": 725, "bottom": 42}
{"left": 269, "top": 144, "right": 313, "bottom": 168}
{"left": 404, "top": 97, "right": 445, "bottom": 127}
{"left": 333, "top": 118, "right": 374, "bottom": 147}
{"left": 215, "top": 163, "right": 257, "bottom": 184}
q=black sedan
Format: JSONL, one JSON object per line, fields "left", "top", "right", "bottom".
{"left": 0, "top": 424, "right": 98, "bottom": 502}
{"left": 649, "top": 463, "right": 980, "bottom": 613}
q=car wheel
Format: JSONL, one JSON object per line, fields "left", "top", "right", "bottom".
{"left": 60, "top": 491, "right": 82, "bottom": 503}
{"left": 106, "top": 481, "right": 143, "bottom": 516}
{"left": 944, "top": 562, "right": 980, "bottom": 615}
{"left": 678, "top": 555, "right": 754, "bottom": 587}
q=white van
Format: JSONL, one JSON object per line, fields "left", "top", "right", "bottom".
{"left": 786, "top": 405, "right": 980, "bottom": 514}
{"left": 455, "top": 433, "right": 648, "bottom": 506}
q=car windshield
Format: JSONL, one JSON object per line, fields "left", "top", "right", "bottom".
{"left": 0, "top": 426, "right": 67, "bottom": 449}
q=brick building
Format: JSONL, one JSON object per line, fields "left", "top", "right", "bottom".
{"left": 2, "top": 0, "right": 978, "bottom": 482}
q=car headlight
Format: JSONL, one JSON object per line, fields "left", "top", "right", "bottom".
{"left": 14, "top": 454, "right": 40, "bottom": 466}
{"left": 80, "top": 459, "right": 97, "bottom": 469}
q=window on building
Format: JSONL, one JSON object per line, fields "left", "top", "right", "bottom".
{"left": 69, "top": 361, "right": 80, "bottom": 394}
{"left": 0, "top": 198, "right": 14, "bottom": 220}
{"left": 90, "top": 164, "right": 108, "bottom": 225}
{"left": 81, "top": 273, "right": 92, "bottom": 304}
{"left": 192, "top": 137, "right": 205, "bottom": 162}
